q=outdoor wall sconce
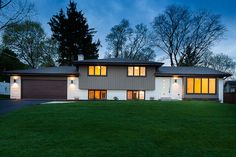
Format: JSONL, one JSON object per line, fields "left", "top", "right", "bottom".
{"left": 174, "top": 79, "right": 177, "bottom": 83}
{"left": 13, "top": 79, "right": 16, "bottom": 83}
{"left": 70, "top": 80, "right": 74, "bottom": 84}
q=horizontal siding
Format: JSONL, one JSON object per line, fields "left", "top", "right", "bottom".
{"left": 79, "top": 65, "right": 155, "bottom": 90}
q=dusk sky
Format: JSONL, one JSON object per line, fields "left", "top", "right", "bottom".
{"left": 30, "top": 0, "right": 236, "bottom": 62}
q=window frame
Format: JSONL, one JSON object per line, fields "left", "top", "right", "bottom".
{"left": 186, "top": 77, "right": 217, "bottom": 95}
{"left": 127, "top": 66, "right": 146, "bottom": 77}
{"left": 88, "top": 65, "right": 107, "bottom": 77}
{"left": 127, "top": 90, "right": 145, "bottom": 100}
{"left": 88, "top": 90, "right": 107, "bottom": 100}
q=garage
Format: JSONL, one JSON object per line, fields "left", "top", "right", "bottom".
{"left": 22, "top": 76, "right": 67, "bottom": 99}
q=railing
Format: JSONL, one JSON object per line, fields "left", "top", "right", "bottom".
{"left": 224, "top": 93, "right": 236, "bottom": 104}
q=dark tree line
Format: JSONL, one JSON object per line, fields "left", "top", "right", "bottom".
{"left": 49, "top": 1, "right": 100, "bottom": 66}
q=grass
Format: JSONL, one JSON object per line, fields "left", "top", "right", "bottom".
{"left": 0, "top": 101, "right": 236, "bottom": 157}
{"left": 0, "top": 94, "right": 9, "bottom": 99}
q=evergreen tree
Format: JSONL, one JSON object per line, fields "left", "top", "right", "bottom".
{"left": 49, "top": 1, "right": 100, "bottom": 66}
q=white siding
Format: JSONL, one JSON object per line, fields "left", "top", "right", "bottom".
{"left": 10, "top": 76, "right": 21, "bottom": 99}
{"left": 107, "top": 90, "right": 126, "bottom": 100}
{"left": 218, "top": 78, "right": 224, "bottom": 103}
{"left": 67, "top": 77, "right": 87, "bottom": 100}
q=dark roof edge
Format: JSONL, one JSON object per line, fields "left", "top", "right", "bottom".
{"left": 3, "top": 72, "right": 79, "bottom": 77}
{"left": 73, "top": 61, "right": 164, "bottom": 66}
{"left": 155, "top": 73, "right": 232, "bottom": 78}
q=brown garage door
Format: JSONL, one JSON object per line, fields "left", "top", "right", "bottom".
{"left": 22, "top": 77, "right": 67, "bottom": 99}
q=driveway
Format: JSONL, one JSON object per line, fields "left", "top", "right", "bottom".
{"left": 0, "top": 100, "right": 49, "bottom": 115}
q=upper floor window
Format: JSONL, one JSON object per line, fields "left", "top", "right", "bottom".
{"left": 88, "top": 66, "right": 107, "bottom": 76}
{"left": 128, "top": 66, "right": 146, "bottom": 77}
{"left": 187, "top": 78, "right": 216, "bottom": 94}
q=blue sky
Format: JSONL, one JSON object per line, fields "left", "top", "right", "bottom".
{"left": 30, "top": 0, "right": 236, "bottom": 61}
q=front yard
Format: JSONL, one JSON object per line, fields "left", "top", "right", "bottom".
{"left": 0, "top": 101, "right": 236, "bottom": 157}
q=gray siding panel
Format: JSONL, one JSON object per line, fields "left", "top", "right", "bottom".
{"left": 79, "top": 65, "right": 155, "bottom": 90}
{"left": 182, "top": 77, "right": 218, "bottom": 99}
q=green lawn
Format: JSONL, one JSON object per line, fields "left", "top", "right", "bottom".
{"left": 0, "top": 101, "right": 236, "bottom": 157}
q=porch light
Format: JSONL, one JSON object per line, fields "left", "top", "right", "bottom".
{"left": 13, "top": 79, "right": 16, "bottom": 83}
{"left": 174, "top": 79, "right": 177, "bottom": 83}
{"left": 70, "top": 80, "right": 74, "bottom": 84}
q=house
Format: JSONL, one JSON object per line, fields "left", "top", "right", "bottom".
{"left": 5, "top": 56, "right": 231, "bottom": 102}
{"left": 224, "top": 80, "right": 236, "bottom": 93}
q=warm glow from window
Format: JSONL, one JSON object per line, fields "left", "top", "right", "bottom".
{"left": 88, "top": 66, "right": 107, "bottom": 76}
{"left": 95, "top": 90, "right": 100, "bottom": 99}
{"left": 95, "top": 66, "right": 101, "bottom": 75}
{"left": 128, "top": 67, "right": 133, "bottom": 76}
{"left": 127, "top": 90, "right": 145, "bottom": 100}
{"left": 101, "top": 66, "right": 106, "bottom": 76}
{"left": 139, "top": 91, "right": 145, "bottom": 100}
{"left": 209, "top": 78, "right": 216, "bottom": 94}
{"left": 201, "top": 78, "right": 208, "bottom": 94}
{"left": 194, "top": 78, "right": 201, "bottom": 93}
{"left": 187, "top": 78, "right": 194, "bottom": 93}
{"left": 127, "top": 66, "right": 146, "bottom": 76}
{"left": 187, "top": 78, "right": 216, "bottom": 94}
{"left": 88, "top": 90, "right": 94, "bottom": 99}
{"left": 88, "top": 90, "right": 107, "bottom": 100}
{"left": 140, "top": 67, "right": 146, "bottom": 76}
{"left": 88, "top": 66, "right": 94, "bottom": 75}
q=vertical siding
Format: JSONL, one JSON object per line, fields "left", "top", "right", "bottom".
{"left": 79, "top": 65, "right": 155, "bottom": 90}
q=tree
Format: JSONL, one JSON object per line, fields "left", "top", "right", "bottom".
{"left": 106, "top": 19, "right": 156, "bottom": 61}
{"left": 152, "top": 5, "right": 225, "bottom": 66}
{"left": 0, "top": 0, "right": 34, "bottom": 31}
{"left": 0, "top": 47, "right": 27, "bottom": 81}
{"left": 3, "top": 20, "right": 47, "bottom": 68}
{"left": 200, "top": 52, "right": 236, "bottom": 75}
{"left": 49, "top": 1, "right": 100, "bottom": 65}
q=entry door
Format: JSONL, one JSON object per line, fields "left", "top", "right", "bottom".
{"left": 161, "top": 78, "right": 171, "bottom": 98}
{"left": 171, "top": 78, "right": 182, "bottom": 100}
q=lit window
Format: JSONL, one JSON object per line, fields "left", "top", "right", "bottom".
{"left": 88, "top": 90, "right": 107, "bottom": 100}
{"left": 127, "top": 66, "right": 146, "bottom": 77}
{"left": 88, "top": 90, "right": 95, "bottom": 99}
{"left": 127, "top": 90, "right": 145, "bottom": 100}
{"left": 209, "top": 78, "right": 216, "bottom": 94}
{"left": 201, "top": 78, "right": 208, "bottom": 94}
{"left": 140, "top": 67, "right": 146, "bottom": 76}
{"left": 134, "top": 67, "right": 139, "bottom": 76}
{"left": 139, "top": 91, "right": 145, "bottom": 100}
{"left": 88, "top": 66, "right": 94, "bottom": 75}
{"left": 187, "top": 78, "right": 194, "bottom": 93}
{"left": 187, "top": 78, "right": 216, "bottom": 94}
{"left": 95, "top": 66, "right": 101, "bottom": 75}
{"left": 88, "top": 66, "right": 107, "bottom": 76}
{"left": 194, "top": 78, "right": 201, "bottom": 94}
{"left": 101, "top": 66, "right": 107, "bottom": 76}
{"left": 128, "top": 67, "right": 133, "bottom": 76}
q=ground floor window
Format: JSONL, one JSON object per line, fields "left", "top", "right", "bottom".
{"left": 187, "top": 78, "right": 216, "bottom": 94}
{"left": 88, "top": 90, "right": 107, "bottom": 100}
{"left": 127, "top": 90, "right": 145, "bottom": 100}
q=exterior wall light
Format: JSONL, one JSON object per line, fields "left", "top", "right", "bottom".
{"left": 174, "top": 79, "right": 177, "bottom": 83}
{"left": 13, "top": 79, "right": 17, "bottom": 83}
{"left": 70, "top": 80, "right": 74, "bottom": 84}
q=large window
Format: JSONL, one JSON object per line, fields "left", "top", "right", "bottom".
{"left": 127, "top": 90, "right": 145, "bottom": 100}
{"left": 128, "top": 66, "right": 146, "bottom": 77}
{"left": 187, "top": 78, "right": 216, "bottom": 94}
{"left": 88, "top": 90, "right": 107, "bottom": 100}
{"left": 88, "top": 66, "right": 107, "bottom": 76}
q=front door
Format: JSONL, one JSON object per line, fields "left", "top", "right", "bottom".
{"left": 161, "top": 78, "right": 171, "bottom": 98}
